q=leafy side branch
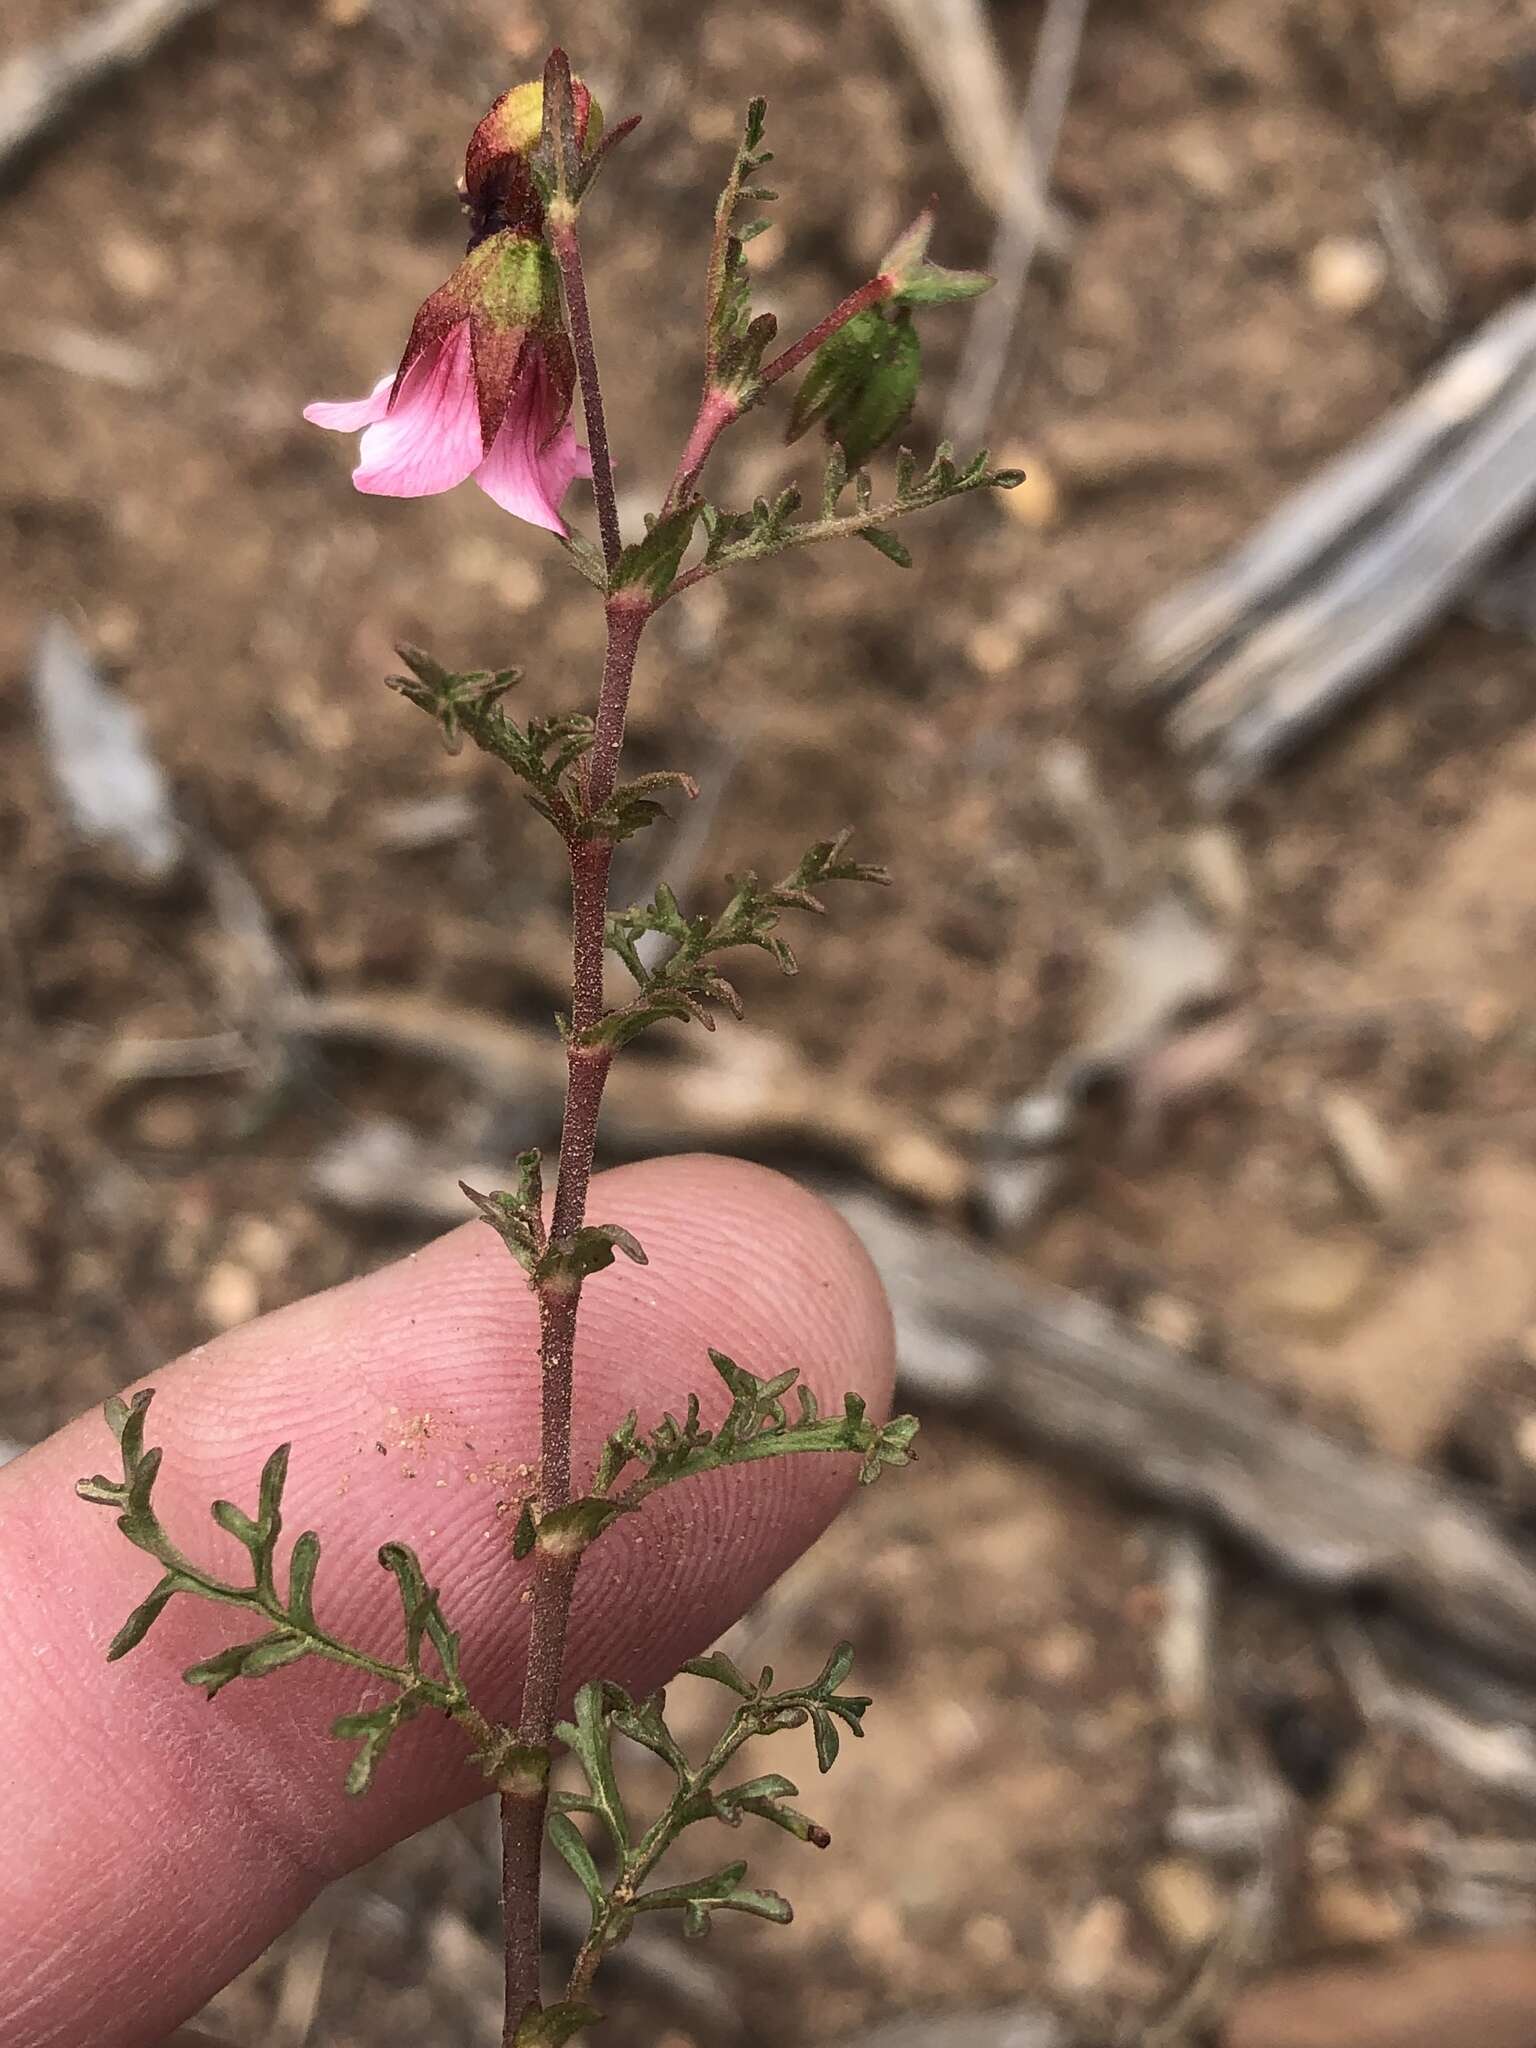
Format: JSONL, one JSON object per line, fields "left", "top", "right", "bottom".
{"left": 74, "top": 1392, "right": 515, "bottom": 1796}
{"left": 76, "top": 1365, "right": 916, "bottom": 1784}
{"left": 507, "top": 1351, "right": 920, "bottom": 1562}
{"left": 598, "top": 829, "right": 889, "bottom": 1046}
{"left": 551, "top": 1645, "right": 873, "bottom": 2005}
{"left": 77, "top": 53, "right": 1001, "bottom": 2048}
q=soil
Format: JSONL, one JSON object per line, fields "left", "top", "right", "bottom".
{"left": 5, "top": 1, "right": 1536, "bottom": 2044}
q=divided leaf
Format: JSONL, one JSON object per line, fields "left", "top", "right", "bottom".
{"left": 389, "top": 645, "right": 593, "bottom": 833}
{"left": 708, "top": 98, "right": 780, "bottom": 389}
{"left": 634, "top": 1861, "right": 793, "bottom": 1938}
{"left": 77, "top": 1392, "right": 475, "bottom": 1801}
{"left": 590, "top": 1350, "right": 919, "bottom": 1504}
{"left": 598, "top": 829, "right": 888, "bottom": 1048}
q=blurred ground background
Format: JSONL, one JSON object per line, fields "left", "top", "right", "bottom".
{"left": 5, "top": 1, "right": 1536, "bottom": 2044}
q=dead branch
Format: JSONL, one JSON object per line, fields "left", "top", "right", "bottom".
{"left": 1144, "top": 1740, "right": 1295, "bottom": 2048}
{"left": 836, "top": 1191, "right": 1536, "bottom": 1681}
{"left": 0, "top": 0, "right": 226, "bottom": 181}
{"left": 285, "top": 991, "right": 971, "bottom": 1209}
{"left": 1123, "top": 291, "right": 1536, "bottom": 800}
{"left": 1333, "top": 1614, "right": 1536, "bottom": 1804}
{"left": 872, "top": 0, "right": 1071, "bottom": 249}
{"left": 945, "top": 0, "right": 1090, "bottom": 449}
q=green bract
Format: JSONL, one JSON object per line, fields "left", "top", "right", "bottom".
{"left": 786, "top": 306, "right": 921, "bottom": 470}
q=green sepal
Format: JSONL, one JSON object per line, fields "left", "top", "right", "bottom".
{"left": 892, "top": 262, "right": 993, "bottom": 305}
{"left": 786, "top": 308, "right": 921, "bottom": 471}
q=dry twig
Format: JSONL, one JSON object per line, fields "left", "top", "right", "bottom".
{"left": 1125, "top": 291, "right": 1536, "bottom": 800}
{"left": 945, "top": 0, "right": 1090, "bottom": 450}
{"left": 838, "top": 1191, "right": 1536, "bottom": 1681}
{"left": 872, "top": 0, "right": 1069, "bottom": 247}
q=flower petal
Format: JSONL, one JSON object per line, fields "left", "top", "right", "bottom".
{"left": 302, "top": 373, "right": 395, "bottom": 433}
{"left": 352, "top": 323, "right": 483, "bottom": 499}
{"left": 474, "top": 374, "right": 592, "bottom": 534}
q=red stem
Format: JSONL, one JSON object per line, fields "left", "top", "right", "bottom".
{"left": 662, "top": 274, "right": 894, "bottom": 514}
{"left": 498, "top": 224, "right": 651, "bottom": 2042}
{"left": 499, "top": 169, "right": 893, "bottom": 2044}
{"left": 757, "top": 273, "right": 893, "bottom": 391}
{"left": 550, "top": 215, "right": 623, "bottom": 578}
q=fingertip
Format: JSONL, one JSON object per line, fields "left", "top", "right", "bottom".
{"left": 0, "top": 1154, "right": 895, "bottom": 2047}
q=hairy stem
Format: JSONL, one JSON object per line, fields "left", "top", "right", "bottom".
{"left": 757, "top": 273, "right": 893, "bottom": 391}
{"left": 550, "top": 214, "right": 623, "bottom": 578}
{"left": 663, "top": 385, "right": 740, "bottom": 516}
{"left": 499, "top": 218, "right": 650, "bottom": 2044}
{"left": 664, "top": 276, "right": 895, "bottom": 514}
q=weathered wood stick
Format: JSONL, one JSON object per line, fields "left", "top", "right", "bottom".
{"left": 944, "top": 0, "right": 1089, "bottom": 449}
{"left": 837, "top": 1191, "right": 1536, "bottom": 1682}
{"left": 873, "top": 0, "right": 1071, "bottom": 250}
{"left": 263, "top": 989, "right": 970, "bottom": 1209}
{"left": 1124, "top": 291, "right": 1536, "bottom": 798}
{"left": 1173, "top": 355, "right": 1536, "bottom": 800}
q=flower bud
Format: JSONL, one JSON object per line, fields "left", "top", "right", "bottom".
{"left": 878, "top": 204, "right": 992, "bottom": 307}
{"left": 785, "top": 307, "right": 921, "bottom": 471}
{"left": 464, "top": 75, "right": 603, "bottom": 235}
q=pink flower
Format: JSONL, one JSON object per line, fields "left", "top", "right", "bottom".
{"left": 304, "top": 230, "right": 591, "bottom": 535}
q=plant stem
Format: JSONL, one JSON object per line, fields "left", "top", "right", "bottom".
{"left": 663, "top": 385, "right": 740, "bottom": 515}
{"left": 563, "top": 1714, "right": 758, "bottom": 2002}
{"left": 664, "top": 275, "right": 895, "bottom": 514}
{"left": 757, "top": 273, "right": 893, "bottom": 391}
{"left": 499, "top": 212, "right": 651, "bottom": 2045}
{"left": 550, "top": 214, "right": 623, "bottom": 578}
